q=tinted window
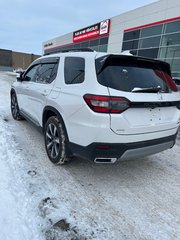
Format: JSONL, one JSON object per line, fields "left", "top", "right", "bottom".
{"left": 165, "top": 20, "right": 180, "bottom": 34}
{"left": 139, "top": 36, "right": 161, "bottom": 49}
{"left": 81, "top": 41, "right": 89, "bottom": 48}
{"left": 96, "top": 58, "right": 170, "bottom": 92}
{"left": 64, "top": 57, "right": 85, "bottom": 84}
{"left": 99, "top": 44, "right": 108, "bottom": 52}
{"left": 36, "top": 63, "right": 58, "bottom": 84}
{"left": 24, "top": 65, "right": 39, "bottom": 82}
{"left": 159, "top": 45, "right": 180, "bottom": 58}
{"left": 100, "top": 37, "right": 108, "bottom": 45}
{"left": 122, "top": 40, "right": 139, "bottom": 50}
{"left": 64, "top": 46, "right": 72, "bottom": 50}
{"left": 141, "top": 25, "right": 163, "bottom": 38}
{"left": 74, "top": 43, "right": 81, "bottom": 49}
{"left": 138, "top": 48, "right": 159, "bottom": 58}
{"left": 161, "top": 33, "right": 180, "bottom": 46}
{"left": 90, "top": 39, "right": 99, "bottom": 46}
{"left": 51, "top": 48, "right": 62, "bottom": 54}
{"left": 123, "top": 30, "right": 140, "bottom": 41}
{"left": 91, "top": 46, "right": 99, "bottom": 51}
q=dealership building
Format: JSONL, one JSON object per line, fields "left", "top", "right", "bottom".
{"left": 43, "top": 0, "right": 180, "bottom": 78}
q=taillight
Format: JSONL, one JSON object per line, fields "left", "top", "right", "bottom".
{"left": 155, "top": 70, "right": 178, "bottom": 92}
{"left": 164, "top": 73, "right": 178, "bottom": 92}
{"left": 83, "top": 94, "right": 130, "bottom": 113}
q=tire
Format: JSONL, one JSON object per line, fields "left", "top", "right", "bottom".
{"left": 44, "top": 116, "right": 68, "bottom": 165}
{"left": 11, "top": 92, "right": 24, "bottom": 120}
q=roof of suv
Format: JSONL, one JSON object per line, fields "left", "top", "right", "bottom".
{"left": 41, "top": 50, "right": 169, "bottom": 65}
{"left": 41, "top": 51, "right": 106, "bottom": 60}
{"left": 34, "top": 50, "right": 171, "bottom": 76}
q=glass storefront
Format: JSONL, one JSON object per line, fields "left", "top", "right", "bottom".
{"left": 47, "top": 36, "right": 108, "bottom": 54}
{"left": 122, "top": 19, "right": 180, "bottom": 77}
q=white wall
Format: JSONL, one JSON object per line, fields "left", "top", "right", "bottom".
{"left": 43, "top": 32, "right": 73, "bottom": 53}
{"left": 108, "top": 0, "right": 180, "bottom": 53}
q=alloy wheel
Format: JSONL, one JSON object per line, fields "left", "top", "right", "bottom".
{"left": 11, "top": 94, "right": 18, "bottom": 119}
{"left": 45, "top": 123, "right": 60, "bottom": 159}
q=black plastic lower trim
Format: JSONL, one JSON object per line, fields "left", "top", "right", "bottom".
{"left": 68, "top": 133, "right": 177, "bottom": 161}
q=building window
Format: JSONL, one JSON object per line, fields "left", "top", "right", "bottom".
{"left": 81, "top": 41, "right": 89, "bottom": 48}
{"left": 138, "top": 48, "right": 159, "bottom": 58}
{"left": 91, "top": 46, "right": 99, "bottom": 51}
{"left": 74, "top": 43, "right": 81, "bottom": 49}
{"left": 99, "top": 37, "right": 108, "bottom": 45}
{"left": 90, "top": 39, "right": 99, "bottom": 47}
{"left": 122, "top": 18, "right": 180, "bottom": 77}
{"left": 122, "top": 40, "right": 139, "bottom": 51}
{"left": 99, "top": 44, "right": 108, "bottom": 52}
{"left": 164, "top": 20, "right": 180, "bottom": 34}
{"left": 159, "top": 46, "right": 180, "bottom": 59}
{"left": 139, "top": 36, "right": 161, "bottom": 49}
{"left": 123, "top": 30, "right": 140, "bottom": 41}
{"left": 161, "top": 32, "right": 180, "bottom": 46}
{"left": 140, "top": 25, "right": 163, "bottom": 38}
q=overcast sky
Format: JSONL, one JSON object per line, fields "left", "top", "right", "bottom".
{"left": 0, "top": 0, "right": 156, "bottom": 55}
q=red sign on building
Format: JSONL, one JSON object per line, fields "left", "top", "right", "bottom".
{"left": 73, "top": 19, "right": 110, "bottom": 42}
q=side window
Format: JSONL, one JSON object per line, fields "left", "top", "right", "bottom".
{"left": 24, "top": 65, "right": 39, "bottom": 82}
{"left": 36, "top": 63, "right": 58, "bottom": 84}
{"left": 64, "top": 57, "right": 85, "bottom": 84}
{"left": 50, "top": 62, "right": 59, "bottom": 82}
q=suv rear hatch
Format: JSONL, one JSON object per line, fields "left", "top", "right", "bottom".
{"left": 96, "top": 54, "right": 180, "bottom": 135}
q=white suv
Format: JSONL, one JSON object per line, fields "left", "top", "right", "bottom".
{"left": 10, "top": 49, "right": 180, "bottom": 164}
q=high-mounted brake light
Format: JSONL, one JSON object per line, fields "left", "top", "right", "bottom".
{"left": 83, "top": 94, "right": 130, "bottom": 113}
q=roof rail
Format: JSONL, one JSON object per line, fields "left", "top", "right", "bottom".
{"left": 44, "top": 48, "right": 95, "bottom": 55}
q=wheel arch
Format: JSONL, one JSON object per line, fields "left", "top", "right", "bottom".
{"left": 42, "top": 106, "right": 69, "bottom": 141}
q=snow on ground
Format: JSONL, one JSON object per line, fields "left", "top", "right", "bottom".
{"left": 0, "top": 71, "right": 180, "bottom": 240}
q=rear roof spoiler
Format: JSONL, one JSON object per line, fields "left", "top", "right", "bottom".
{"left": 96, "top": 54, "right": 171, "bottom": 76}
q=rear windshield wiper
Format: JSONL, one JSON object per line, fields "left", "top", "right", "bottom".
{"left": 131, "top": 86, "right": 162, "bottom": 93}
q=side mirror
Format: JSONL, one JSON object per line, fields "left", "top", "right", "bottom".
{"left": 17, "top": 71, "right": 24, "bottom": 82}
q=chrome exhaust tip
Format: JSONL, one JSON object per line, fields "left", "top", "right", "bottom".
{"left": 94, "top": 158, "right": 117, "bottom": 164}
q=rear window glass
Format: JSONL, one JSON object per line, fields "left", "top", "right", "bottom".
{"left": 96, "top": 56, "right": 174, "bottom": 93}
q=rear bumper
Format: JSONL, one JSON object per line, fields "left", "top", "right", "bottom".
{"left": 68, "top": 133, "right": 178, "bottom": 162}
